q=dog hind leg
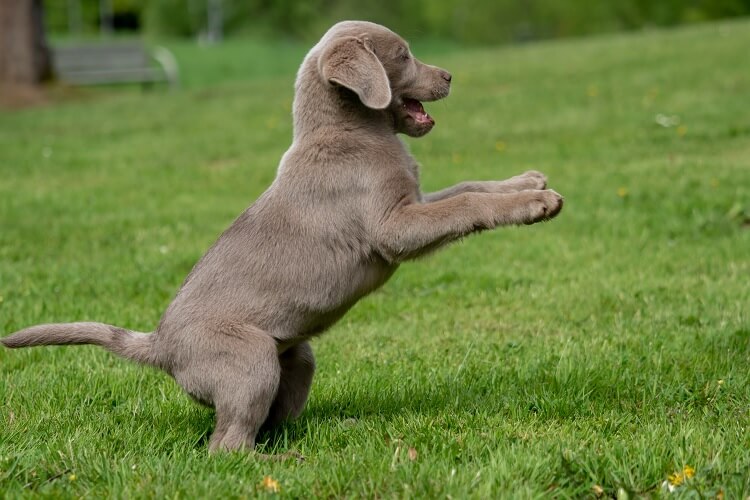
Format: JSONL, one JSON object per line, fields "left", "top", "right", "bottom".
{"left": 261, "top": 341, "right": 316, "bottom": 433}
{"left": 171, "top": 326, "right": 279, "bottom": 454}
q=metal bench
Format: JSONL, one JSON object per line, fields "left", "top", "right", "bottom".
{"left": 52, "top": 42, "right": 179, "bottom": 89}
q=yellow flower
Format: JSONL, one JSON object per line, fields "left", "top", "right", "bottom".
{"left": 494, "top": 140, "right": 506, "bottom": 152}
{"left": 668, "top": 465, "right": 695, "bottom": 487}
{"left": 68, "top": 474, "right": 77, "bottom": 481}
{"left": 677, "top": 125, "right": 688, "bottom": 136}
{"left": 617, "top": 187, "right": 629, "bottom": 198}
{"left": 260, "top": 476, "right": 281, "bottom": 493}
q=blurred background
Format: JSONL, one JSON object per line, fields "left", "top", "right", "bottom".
{"left": 2, "top": 0, "right": 750, "bottom": 95}
{"left": 40, "top": 0, "right": 750, "bottom": 42}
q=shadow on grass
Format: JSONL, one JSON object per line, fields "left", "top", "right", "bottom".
{"left": 136, "top": 325, "right": 750, "bottom": 453}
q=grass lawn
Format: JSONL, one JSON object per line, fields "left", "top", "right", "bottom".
{"left": 1, "top": 19, "right": 749, "bottom": 498}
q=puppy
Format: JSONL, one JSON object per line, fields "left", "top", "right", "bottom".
{"left": 2, "top": 21, "right": 562, "bottom": 457}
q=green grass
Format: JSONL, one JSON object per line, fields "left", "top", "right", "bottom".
{"left": 2, "top": 19, "right": 750, "bottom": 498}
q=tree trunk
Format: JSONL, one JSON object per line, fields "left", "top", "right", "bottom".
{"left": 0, "top": 0, "right": 53, "bottom": 85}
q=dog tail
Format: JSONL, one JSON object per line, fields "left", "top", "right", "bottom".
{"left": 1, "top": 322, "right": 156, "bottom": 366}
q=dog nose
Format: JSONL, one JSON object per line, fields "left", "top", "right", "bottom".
{"left": 441, "top": 71, "right": 452, "bottom": 83}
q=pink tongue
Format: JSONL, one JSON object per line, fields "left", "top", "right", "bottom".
{"left": 404, "top": 98, "right": 432, "bottom": 124}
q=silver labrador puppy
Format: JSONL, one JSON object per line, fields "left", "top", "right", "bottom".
{"left": 2, "top": 21, "right": 563, "bottom": 457}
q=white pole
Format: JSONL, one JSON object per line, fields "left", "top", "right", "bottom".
{"left": 207, "top": 0, "right": 223, "bottom": 43}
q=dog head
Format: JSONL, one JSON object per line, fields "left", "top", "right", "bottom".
{"left": 316, "top": 21, "right": 452, "bottom": 137}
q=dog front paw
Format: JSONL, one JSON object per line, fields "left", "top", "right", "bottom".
{"left": 523, "top": 189, "right": 563, "bottom": 224}
{"left": 518, "top": 170, "right": 547, "bottom": 190}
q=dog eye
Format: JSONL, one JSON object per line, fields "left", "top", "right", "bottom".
{"left": 401, "top": 53, "right": 411, "bottom": 61}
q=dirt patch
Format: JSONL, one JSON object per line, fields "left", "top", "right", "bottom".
{"left": 0, "top": 83, "right": 93, "bottom": 110}
{"left": 0, "top": 83, "right": 48, "bottom": 109}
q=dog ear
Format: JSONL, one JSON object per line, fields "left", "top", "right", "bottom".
{"left": 319, "top": 36, "right": 392, "bottom": 110}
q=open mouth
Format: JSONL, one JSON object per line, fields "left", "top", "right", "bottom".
{"left": 402, "top": 98, "right": 434, "bottom": 125}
